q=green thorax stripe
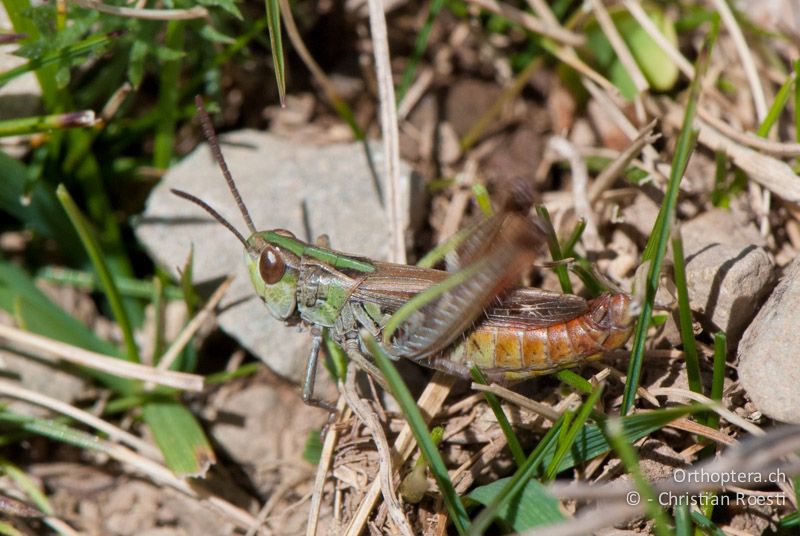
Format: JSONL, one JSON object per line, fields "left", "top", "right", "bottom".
{"left": 264, "top": 231, "right": 376, "bottom": 273}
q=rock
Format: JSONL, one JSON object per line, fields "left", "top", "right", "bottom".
{"left": 136, "top": 130, "right": 418, "bottom": 382}
{"left": 209, "top": 383, "right": 328, "bottom": 495}
{"left": 738, "top": 255, "right": 800, "bottom": 423}
{"left": 680, "top": 209, "right": 774, "bottom": 345}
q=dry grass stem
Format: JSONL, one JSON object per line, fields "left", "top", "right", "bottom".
{"left": 470, "top": 382, "right": 561, "bottom": 422}
{"left": 698, "top": 106, "right": 800, "bottom": 156}
{"left": 711, "top": 0, "right": 767, "bottom": 121}
{"left": 344, "top": 372, "right": 456, "bottom": 536}
{"left": 589, "top": 119, "right": 660, "bottom": 203}
{"left": 155, "top": 275, "right": 233, "bottom": 373}
{"left": 648, "top": 387, "right": 763, "bottom": 436}
{"left": 0, "top": 324, "right": 204, "bottom": 391}
{"left": 398, "top": 67, "right": 434, "bottom": 121}
{"left": 366, "top": 0, "right": 406, "bottom": 264}
{"left": 469, "top": 0, "right": 585, "bottom": 46}
{"left": 0, "top": 379, "right": 161, "bottom": 458}
{"left": 306, "top": 397, "right": 349, "bottom": 536}
{"left": 341, "top": 367, "right": 414, "bottom": 536}
{"left": 547, "top": 136, "right": 601, "bottom": 249}
{"left": 589, "top": 0, "right": 649, "bottom": 94}
{"left": 71, "top": 0, "right": 207, "bottom": 19}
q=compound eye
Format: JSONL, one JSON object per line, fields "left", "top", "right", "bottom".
{"left": 258, "top": 246, "right": 286, "bottom": 284}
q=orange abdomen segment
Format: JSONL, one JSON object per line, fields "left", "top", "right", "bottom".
{"left": 433, "top": 292, "right": 633, "bottom": 381}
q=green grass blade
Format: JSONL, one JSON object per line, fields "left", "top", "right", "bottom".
{"left": 0, "top": 152, "right": 83, "bottom": 263}
{"left": 472, "top": 183, "right": 494, "bottom": 217}
{"left": 756, "top": 69, "right": 795, "bottom": 138}
{"left": 141, "top": 398, "right": 216, "bottom": 477}
{"left": 364, "top": 333, "right": 470, "bottom": 535}
{"left": 535, "top": 205, "right": 573, "bottom": 294}
{"left": 689, "top": 509, "right": 726, "bottom": 536}
{"left": 153, "top": 21, "right": 184, "bottom": 170}
{"left": 415, "top": 226, "right": 472, "bottom": 269}
{"left": 671, "top": 228, "right": 702, "bottom": 394}
{"left": 0, "top": 31, "right": 115, "bottom": 91}
{"left": 205, "top": 362, "right": 261, "bottom": 385}
{"left": 467, "top": 478, "right": 564, "bottom": 533}
{"left": 541, "top": 404, "right": 707, "bottom": 473}
{"left": 0, "top": 111, "right": 96, "bottom": 137}
{"left": 544, "top": 383, "right": 604, "bottom": 480}
{"left": 265, "top": 0, "right": 286, "bottom": 105}
{"left": 706, "top": 331, "right": 727, "bottom": 430}
{"left": 383, "top": 256, "right": 490, "bottom": 344}
{"left": 555, "top": 369, "right": 593, "bottom": 394}
{"left": 396, "top": 0, "right": 445, "bottom": 103}
{"left": 604, "top": 418, "right": 673, "bottom": 536}
{"left": 37, "top": 266, "right": 185, "bottom": 300}
{"left": 795, "top": 60, "right": 800, "bottom": 142}
{"left": 470, "top": 367, "right": 525, "bottom": 467}
{"left": 467, "top": 416, "right": 566, "bottom": 535}
{"left": 621, "top": 16, "right": 718, "bottom": 414}
{"left": 56, "top": 185, "right": 139, "bottom": 363}
{"left": 674, "top": 503, "right": 691, "bottom": 536}
{"left": 0, "top": 457, "right": 53, "bottom": 515}
{"left": 562, "top": 218, "right": 586, "bottom": 258}
{"left": 0, "top": 410, "right": 105, "bottom": 452}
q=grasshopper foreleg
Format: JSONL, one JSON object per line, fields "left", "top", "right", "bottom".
{"left": 301, "top": 326, "right": 337, "bottom": 412}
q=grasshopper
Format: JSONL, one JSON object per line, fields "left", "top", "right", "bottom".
{"left": 173, "top": 99, "right": 634, "bottom": 406}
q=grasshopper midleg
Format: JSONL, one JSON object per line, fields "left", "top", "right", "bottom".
{"left": 174, "top": 96, "right": 635, "bottom": 408}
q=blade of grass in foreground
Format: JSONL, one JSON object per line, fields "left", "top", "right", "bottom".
{"left": 364, "top": 333, "right": 470, "bottom": 535}
{"left": 604, "top": 418, "right": 672, "bottom": 536}
{"left": 671, "top": 228, "right": 702, "bottom": 394}
{"left": 470, "top": 367, "right": 525, "bottom": 467}
{"left": 56, "top": 185, "right": 140, "bottom": 363}
{"left": 264, "top": 0, "right": 286, "bottom": 105}
{"left": 142, "top": 398, "right": 216, "bottom": 477}
{"left": 621, "top": 16, "right": 719, "bottom": 414}
{"left": 467, "top": 416, "right": 566, "bottom": 535}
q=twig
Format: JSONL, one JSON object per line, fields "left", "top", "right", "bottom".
{"left": 698, "top": 107, "right": 800, "bottom": 156}
{"left": 470, "top": 383, "right": 561, "bottom": 422}
{"left": 589, "top": 0, "right": 649, "bottom": 94}
{"left": 468, "top": 0, "right": 585, "bottom": 46}
{"left": 156, "top": 275, "right": 233, "bottom": 373}
{"left": 547, "top": 136, "right": 601, "bottom": 250}
{"left": 70, "top": 0, "right": 207, "bottom": 20}
{"left": 366, "top": 0, "right": 406, "bottom": 264}
{"left": 648, "top": 387, "right": 764, "bottom": 436}
{"left": 397, "top": 67, "right": 434, "bottom": 121}
{"left": 306, "top": 397, "right": 348, "bottom": 536}
{"left": 711, "top": 0, "right": 767, "bottom": 122}
{"left": 0, "top": 324, "right": 204, "bottom": 392}
{"left": 341, "top": 367, "right": 414, "bottom": 536}
{"left": 344, "top": 372, "right": 456, "bottom": 536}
{"left": 589, "top": 119, "right": 660, "bottom": 203}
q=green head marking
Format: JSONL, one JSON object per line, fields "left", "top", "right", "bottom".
{"left": 245, "top": 230, "right": 301, "bottom": 321}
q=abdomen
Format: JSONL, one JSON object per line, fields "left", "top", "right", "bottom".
{"left": 418, "top": 292, "right": 633, "bottom": 381}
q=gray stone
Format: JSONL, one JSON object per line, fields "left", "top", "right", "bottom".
{"left": 738, "top": 255, "right": 800, "bottom": 423}
{"left": 136, "top": 130, "right": 417, "bottom": 381}
{"left": 681, "top": 209, "right": 774, "bottom": 344}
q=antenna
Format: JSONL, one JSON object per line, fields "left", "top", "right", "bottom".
{"left": 171, "top": 188, "right": 250, "bottom": 250}
{"left": 194, "top": 95, "right": 258, "bottom": 236}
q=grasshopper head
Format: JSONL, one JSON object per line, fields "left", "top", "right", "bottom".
{"left": 245, "top": 230, "right": 302, "bottom": 323}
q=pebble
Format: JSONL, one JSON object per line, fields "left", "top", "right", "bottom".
{"left": 738, "top": 255, "right": 800, "bottom": 424}
{"left": 680, "top": 209, "right": 774, "bottom": 345}
{"left": 136, "top": 130, "right": 417, "bottom": 381}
